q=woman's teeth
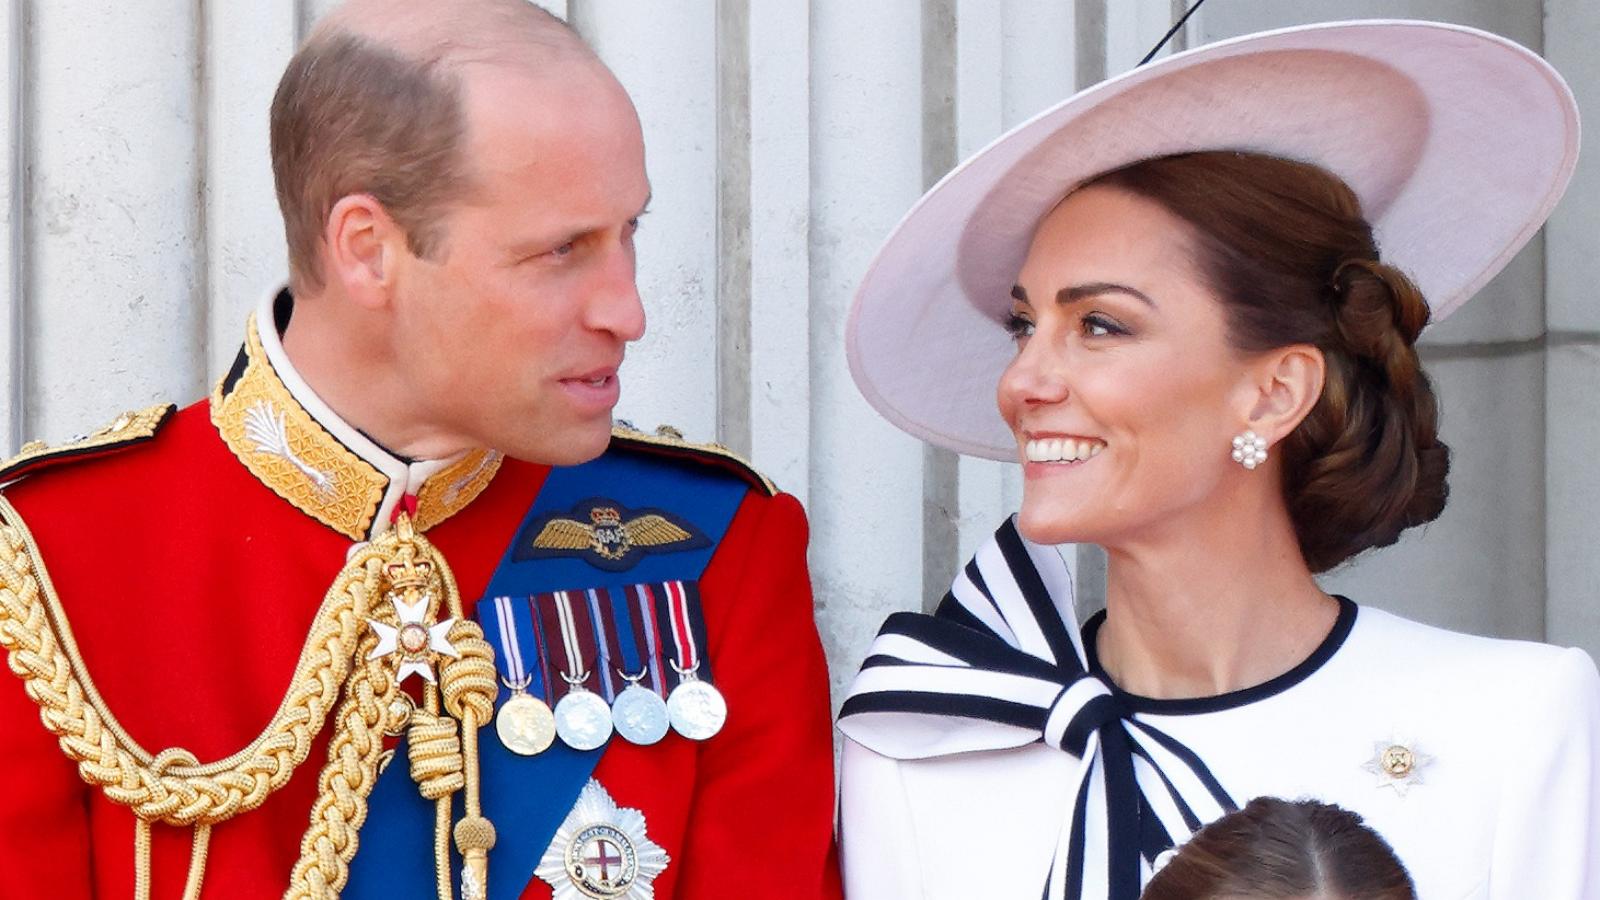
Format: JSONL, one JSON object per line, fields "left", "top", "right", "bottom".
{"left": 1024, "top": 437, "right": 1105, "bottom": 463}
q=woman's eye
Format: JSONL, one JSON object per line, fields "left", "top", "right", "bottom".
{"left": 1082, "top": 313, "right": 1125, "bottom": 337}
{"left": 1004, "top": 313, "right": 1035, "bottom": 340}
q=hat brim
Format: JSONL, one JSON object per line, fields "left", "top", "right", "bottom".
{"left": 845, "top": 20, "right": 1580, "bottom": 461}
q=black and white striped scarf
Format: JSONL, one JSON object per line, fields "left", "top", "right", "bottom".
{"left": 837, "top": 517, "right": 1236, "bottom": 900}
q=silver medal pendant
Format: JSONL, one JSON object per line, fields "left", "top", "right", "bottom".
{"left": 555, "top": 685, "right": 615, "bottom": 751}
{"left": 666, "top": 675, "right": 727, "bottom": 741}
{"left": 496, "top": 691, "right": 557, "bottom": 756}
{"left": 612, "top": 682, "right": 671, "bottom": 746}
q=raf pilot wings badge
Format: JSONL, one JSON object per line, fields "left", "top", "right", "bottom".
{"left": 513, "top": 497, "right": 711, "bottom": 572}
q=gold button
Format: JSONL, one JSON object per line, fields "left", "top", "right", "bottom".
{"left": 1381, "top": 744, "right": 1415, "bottom": 777}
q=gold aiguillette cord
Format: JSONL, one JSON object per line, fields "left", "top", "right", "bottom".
{"left": 0, "top": 499, "right": 496, "bottom": 899}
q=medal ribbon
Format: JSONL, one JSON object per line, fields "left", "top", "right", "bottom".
{"left": 837, "top": 517, "right": 1236, "bottom": 900}
{"left": 486, "top": 595, "right": 531, "bottom": 695}
{"left": 582, "top": 589, "right": 619, "bottom": 701}
{"left": 632, "top": 584, "right": 670, "bottom": 693}
{"left": 659, "top": 580, "right": 714, "bottom": 686}
{"left": 599, "top": 586, "right": 652, "bottom": 689}
{"left": 540, "top": 591, "right": 603, "bottom": 698}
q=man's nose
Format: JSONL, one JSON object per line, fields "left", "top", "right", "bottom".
{"left": 590, "top": 241, "right": 646, "bottom": 342}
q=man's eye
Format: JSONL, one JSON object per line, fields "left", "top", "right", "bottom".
{"left": 550, "top": 242, "right": 575, "bottom": 258}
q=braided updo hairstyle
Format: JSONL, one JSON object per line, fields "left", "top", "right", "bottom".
{"left": 1091, "top": 151, "right": 1449, "bottom": 573}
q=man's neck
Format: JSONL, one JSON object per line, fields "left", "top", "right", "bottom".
{"left": 276, "top": 290, "right": 466, "bottom": 461}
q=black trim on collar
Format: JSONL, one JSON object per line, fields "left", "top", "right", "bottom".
{"left": 1080, "top": 595, "right": 1359, "bottom": 716}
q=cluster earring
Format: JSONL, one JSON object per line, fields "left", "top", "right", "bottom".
{"left": 1231, "top": 430, "right": 1268, "bottom": 470}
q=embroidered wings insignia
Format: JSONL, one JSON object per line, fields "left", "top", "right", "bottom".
{"left": 623, "top": 514, "right": 694, "bottom": 547}
{"left": 516, "top": 498, "right": 710, "bottom": 572}
{"left": 531, "top": 517, "right": 596, "bottom": 551}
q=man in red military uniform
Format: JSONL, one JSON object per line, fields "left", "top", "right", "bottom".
{"left": 0, "top": 2, "right": 840, "bottom": 899}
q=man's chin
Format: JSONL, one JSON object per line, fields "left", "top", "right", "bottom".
{"left": 496, "top": 418, "right": 615, "bottom": 467}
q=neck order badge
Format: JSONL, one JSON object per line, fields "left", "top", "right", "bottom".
{"left": 346, "top": 447, "right": 748, "bottom": 900}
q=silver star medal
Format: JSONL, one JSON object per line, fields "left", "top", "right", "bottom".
{"left": 368, "top": 594, "right": 459, "bottom": 684}
{"left": 537, "top": 779, "right": 670, "bottom": 900}
{"left": 1362, "top": 735, "right": 1434, "bottom": 796}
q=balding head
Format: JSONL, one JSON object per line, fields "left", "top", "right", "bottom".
{"left": 311, "top": 0, "right": 595, "bottom": 73}
{"left": 270, "top": 0, "right": 612, "bottom": 290}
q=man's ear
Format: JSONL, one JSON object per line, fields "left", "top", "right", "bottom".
{"left": 1239, "top": 343, "right": 1327, "bottom": 444}
{"left": 322, "top": 193, "right": 402, "bottom": 310}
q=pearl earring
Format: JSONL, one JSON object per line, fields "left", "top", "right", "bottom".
{"left": 1231, "top": 430, "right": 1268, "bottom": 470}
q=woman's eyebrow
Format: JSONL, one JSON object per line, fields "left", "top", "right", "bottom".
{"left": 1058, "top": 282, "right": 1156, "bottom": 307}
{"left": 1010, "top": 282, "right": 1157, "bottom": 307}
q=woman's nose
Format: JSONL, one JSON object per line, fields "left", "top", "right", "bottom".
{"left": 999, "top": 337, "right": 1071, "bottom": 409}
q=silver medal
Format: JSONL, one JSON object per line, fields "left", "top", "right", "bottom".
{"left": 612, "top": 682, "right": 670, "bottom": 745}
{"left": 555, "top": 686, "right": 614, "bottom": 751}
{"left": 496, "top": 691, "right": 557, "bottom": 756}
{"left": 666, "top": 676, "right": 727, "bottom": 740}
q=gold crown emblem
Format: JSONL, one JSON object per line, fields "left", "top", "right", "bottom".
{"left": 589, "top": 507, "right": 622, "bottom": 527}
{"left": 385, "top": 555, "right": 435, "bottom": 591}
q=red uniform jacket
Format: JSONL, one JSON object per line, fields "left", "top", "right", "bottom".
{"left": 0, "top": 309, "right": 840, "bottom": 900}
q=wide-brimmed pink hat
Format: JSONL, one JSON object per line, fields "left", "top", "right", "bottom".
{"left": 846, "top": 19, "right": 1579, "bottom": 461}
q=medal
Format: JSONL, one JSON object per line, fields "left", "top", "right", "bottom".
{"left": 660, "top": 580, "right": 727, "bottom": 740}
{"left": 666, "top": 668, "right": 727, "bottom": 740}
{"left": 497, "top": 679, "right": 558, "bottom": 756}
{"left": 612, "top": 671, "right": 670, "bottom": 745}
{"left": 546, "top": 590, "right": 615, "bottom": 751}
{"left": 490, "top": 595, "right": 557, "bottom": 756}
{"left": 555, "top": 678, "right": 614, "bottom": 751}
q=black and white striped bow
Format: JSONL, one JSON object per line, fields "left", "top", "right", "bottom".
{"left": 837, "top": 518, "right": 1236, "bottom": 900}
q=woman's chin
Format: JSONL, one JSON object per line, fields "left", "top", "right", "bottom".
{"left": 1014, "top": 505, "right": 1096, "bottom": 547}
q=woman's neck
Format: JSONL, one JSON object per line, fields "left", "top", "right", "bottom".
{"left": 1093, "top": 498, "right": 1339, "bottom": 701}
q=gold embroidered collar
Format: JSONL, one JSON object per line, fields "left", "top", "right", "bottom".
{"left": 211, "top": 290, "right": 503, "bottom": 541}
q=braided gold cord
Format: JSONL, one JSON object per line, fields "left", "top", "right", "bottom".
{"left": 0, "top": 496, "right": 388, "bottom": 827}
{"left": 282, "top": 648, "right": 398, "bottom": 900}
{"left": 0, "top": 495, "right": 496, "bottom": 900}
{"left": 284, "top": 515, "right": 493, "bottom": 900}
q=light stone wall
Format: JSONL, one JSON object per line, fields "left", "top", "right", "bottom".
{"left": 0, "top": 1, "right": 1594, "bottom": 706}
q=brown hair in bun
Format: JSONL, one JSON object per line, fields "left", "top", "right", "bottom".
{"left": 1090, "top": 151, "right": 1449, "bottom": 573}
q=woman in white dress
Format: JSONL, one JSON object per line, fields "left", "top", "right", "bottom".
{"left": 835, "top": 20, "right": 1598, "bottom": 900}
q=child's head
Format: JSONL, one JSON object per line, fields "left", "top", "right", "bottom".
{"left": 1140, "top": 798, "right": 1416, "bottom": 900}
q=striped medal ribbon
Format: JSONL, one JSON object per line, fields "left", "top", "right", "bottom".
{"left": 491, "top": 595, "right": 557, "bottom": 756}
{"left": 543, "top": 590, "right": 615, "bottom": 752}
{"left": 660, "top": 580, "right": 727, "bottom": 740}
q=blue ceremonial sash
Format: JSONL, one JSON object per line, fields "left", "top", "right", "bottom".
{"left": 345, "top": 446, "right": 749, "bottom": 900}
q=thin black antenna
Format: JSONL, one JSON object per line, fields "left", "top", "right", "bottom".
{"left": 1137, "top": 0, "right": 1210, "bottom": 67}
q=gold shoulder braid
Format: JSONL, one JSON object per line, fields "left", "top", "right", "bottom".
{"left": 0, "top": 404, "right": 174, "bottom": 485}
{"left": 611, "top": 422, "right": 778, "bottom": 496}
{"left": 0, "top": 498, "right": 497, "bottom": 900}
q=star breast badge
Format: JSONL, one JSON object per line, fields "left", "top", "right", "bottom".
{"left": 1361, "top": 735, "right": 1434, "bottom": 796}
{"left": 537, "top": 779, "right": 669, "bottom": 900}
{"left": 515, "top": 498, "right": 709, "bottom": 572}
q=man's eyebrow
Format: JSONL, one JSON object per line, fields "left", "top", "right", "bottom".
{"left": 1057, "top": 282, "right": 1156, "bottom": 307}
